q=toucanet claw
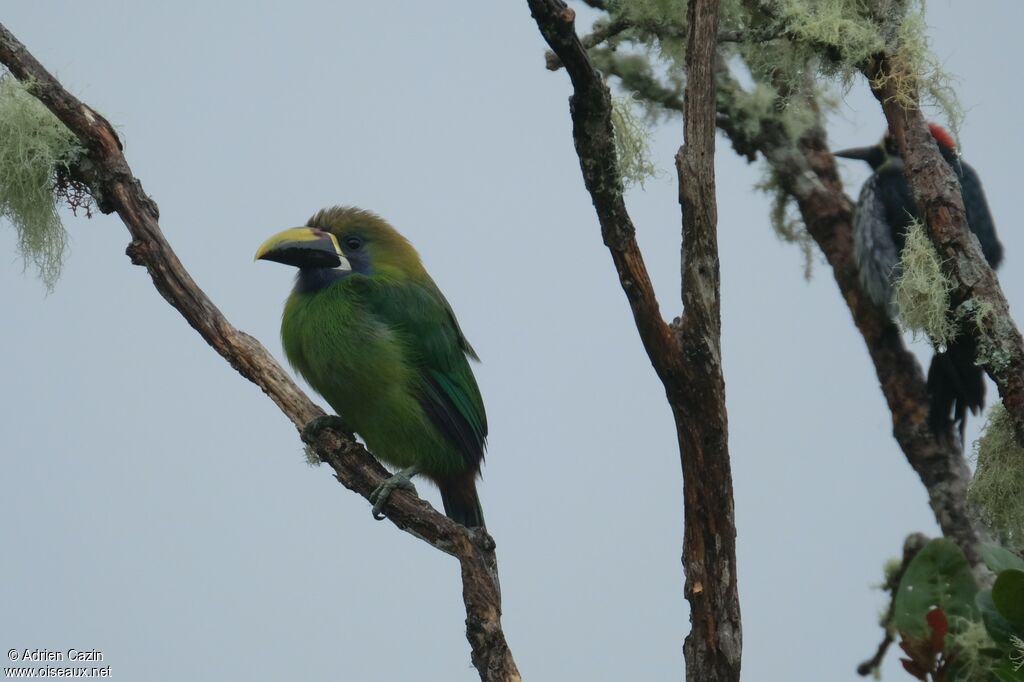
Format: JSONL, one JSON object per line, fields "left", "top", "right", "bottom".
{"left": 301, "top": 414, "right": 352, "bottom": 442}
{"left": 369, "top": 466, "right": 420, "bottom": 520}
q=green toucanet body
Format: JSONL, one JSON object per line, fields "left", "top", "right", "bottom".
{"left": 257, "top": 207, "right": 487, "bottom": 527}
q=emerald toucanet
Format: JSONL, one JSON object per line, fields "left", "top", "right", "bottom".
{"left": 256, "top": 207, "right": 487, "bottom": 528}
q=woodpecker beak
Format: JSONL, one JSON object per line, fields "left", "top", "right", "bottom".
{"left": 827, "top": 143, "right": 884, "bottom": 163}
{"left": 255, "top": 227, "right": 350, "bottom": 270}
{"left": 833, "top": 145, "right": 877, "bottom": 161}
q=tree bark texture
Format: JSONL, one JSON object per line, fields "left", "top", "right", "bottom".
{"left": 527, "top": 1, "right": 742, "bottom": 679}
{"left": 676, "top": 1, "right": 742, "bottom": 680}
{"left": 0, "top": 22, "right": 519, "bottom": 682}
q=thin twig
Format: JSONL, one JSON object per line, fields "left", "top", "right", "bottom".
{"left": 0, "top": 21, "right": 519, "bottom": 682}
{"left": 856, "top": 533, "right": 929, "bottom": 676}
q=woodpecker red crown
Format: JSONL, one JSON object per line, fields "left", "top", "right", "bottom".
{"left": 928, "top": 123, "right": 957, "bottom": 151}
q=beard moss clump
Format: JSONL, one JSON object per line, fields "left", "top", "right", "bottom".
{"left": 756, "top": 164, "right": 817, "bottom": 280}
{"left": 0, "top": 76, "right": 83, "bottom": 290}
{"left": 968, "top": 403, "right": 1024, "bottom": 553}
{"left": 893, "top": 219, "right": 956, "bottom": 347}
{"left": 610, "top": 95, "right": 659, "bottom": 189}
{"left": 869, "top": 6, "right": 964, "bottom": 134}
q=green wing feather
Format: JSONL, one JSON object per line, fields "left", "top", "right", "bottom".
{"left": 356, "top": 275, "right": 487, "bottom": 469}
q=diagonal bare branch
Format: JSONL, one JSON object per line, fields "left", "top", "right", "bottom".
{"left": 525, "top": 0, "right": 681, "bottom": 386}
{"left": 0, "top": 21, "right": 518, "bottom": 682}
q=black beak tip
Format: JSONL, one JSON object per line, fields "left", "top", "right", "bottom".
{"left": 260, "top": 245, "right": 341, "bottom": 269}
{"left": 833, "top": 145, "right": 874, "bottom": 162}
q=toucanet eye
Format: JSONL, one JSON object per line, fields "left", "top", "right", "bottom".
{"left": 344, "top": 236, "right": 363, "bottom": 250}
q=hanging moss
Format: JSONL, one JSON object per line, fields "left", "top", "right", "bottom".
{"left": 871, "top": 6, "right": 964, "bottom": 135}
{"left": 610, "top": 95, "right": 659, "bottom": 189}
{"left": 969, "top": 404, "right": 1024, "bottom": 553}
{"left": 0, "top": 75, "right": 82, "bottom": 290}
{"left": 892, "top": 219, "right": 957, "bottom": 346}
{"left": 755, "top": 164, "right": 816, "bottom": 279}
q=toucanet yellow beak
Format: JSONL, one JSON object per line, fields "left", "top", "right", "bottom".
{"left": 255, "top": 227, "right": 350, "bottom": 270}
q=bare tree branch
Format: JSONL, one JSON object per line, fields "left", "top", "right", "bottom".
{"left": 676, "top": 1, "right": 742, "bottom": 680}
{"left": 0, "top": 22, "right": 519, "bottom": 682}
{"left": 866, "top": 58, "right": 1024, "bottom": 448}
{"left": 544, "top": 15, "right": 631, "bottom": 71}
{"left": 527, "top": 1, "right": 741, "bottom": 679}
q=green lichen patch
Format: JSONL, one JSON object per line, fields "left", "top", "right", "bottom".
{"left": 303, "top": 444, "right": 322, "bottom": 467}
{"left": 0, "top": 75, "right": 82, "bottom": 290}
{"left": 961, "top": 298, "right": 1015, "bottom": 378}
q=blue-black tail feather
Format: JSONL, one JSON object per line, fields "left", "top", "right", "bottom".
{"left": 927, "top": 334, "right": 985, "bottom": 442}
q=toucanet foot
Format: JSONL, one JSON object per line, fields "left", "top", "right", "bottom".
{"left": 369, "top": 466, "right": 420, "bottom": 520}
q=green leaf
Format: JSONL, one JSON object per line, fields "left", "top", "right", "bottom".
{"left": 984, "top": 544, "right": 1024, "bottom": 574}
{"left": 993, "top": 569, "right": 1024, "bottom": 630}
{"left": 979, "top": 588, "right": 1020, "bottom": 648}
{"left": 894, "top": 539, "right": 979, "bottom": 637}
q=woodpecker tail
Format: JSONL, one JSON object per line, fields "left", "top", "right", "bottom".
{"left": 437, "top": 471, "right": 485, "bottom": 529}
{"left": 927, "top": 334, "right": 985, "bottom": 442}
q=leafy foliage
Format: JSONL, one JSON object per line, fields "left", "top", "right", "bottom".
{"left": 893, "top": 538, "right": 977, "bottom": 636}
{"left": 0, "top": 75, "right": 82, "bottom": 290}
{"left": 892, "top": 538, "right": 1024, "bottom": 680}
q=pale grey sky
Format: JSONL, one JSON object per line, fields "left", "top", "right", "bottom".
{"left": 2, "top": 2, "right": 1022, "bottom": 680}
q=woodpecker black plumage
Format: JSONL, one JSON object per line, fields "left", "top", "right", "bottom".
{"left": 835, "top": 124, "right": 1004, "bottom": 440}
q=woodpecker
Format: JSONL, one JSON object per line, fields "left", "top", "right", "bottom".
{"left": 835, "top": 124, "right": 1004, "bottom": 440}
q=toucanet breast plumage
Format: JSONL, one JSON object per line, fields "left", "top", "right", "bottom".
{"left": 256, "top": 207, "right": 487, "bottom": 527}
